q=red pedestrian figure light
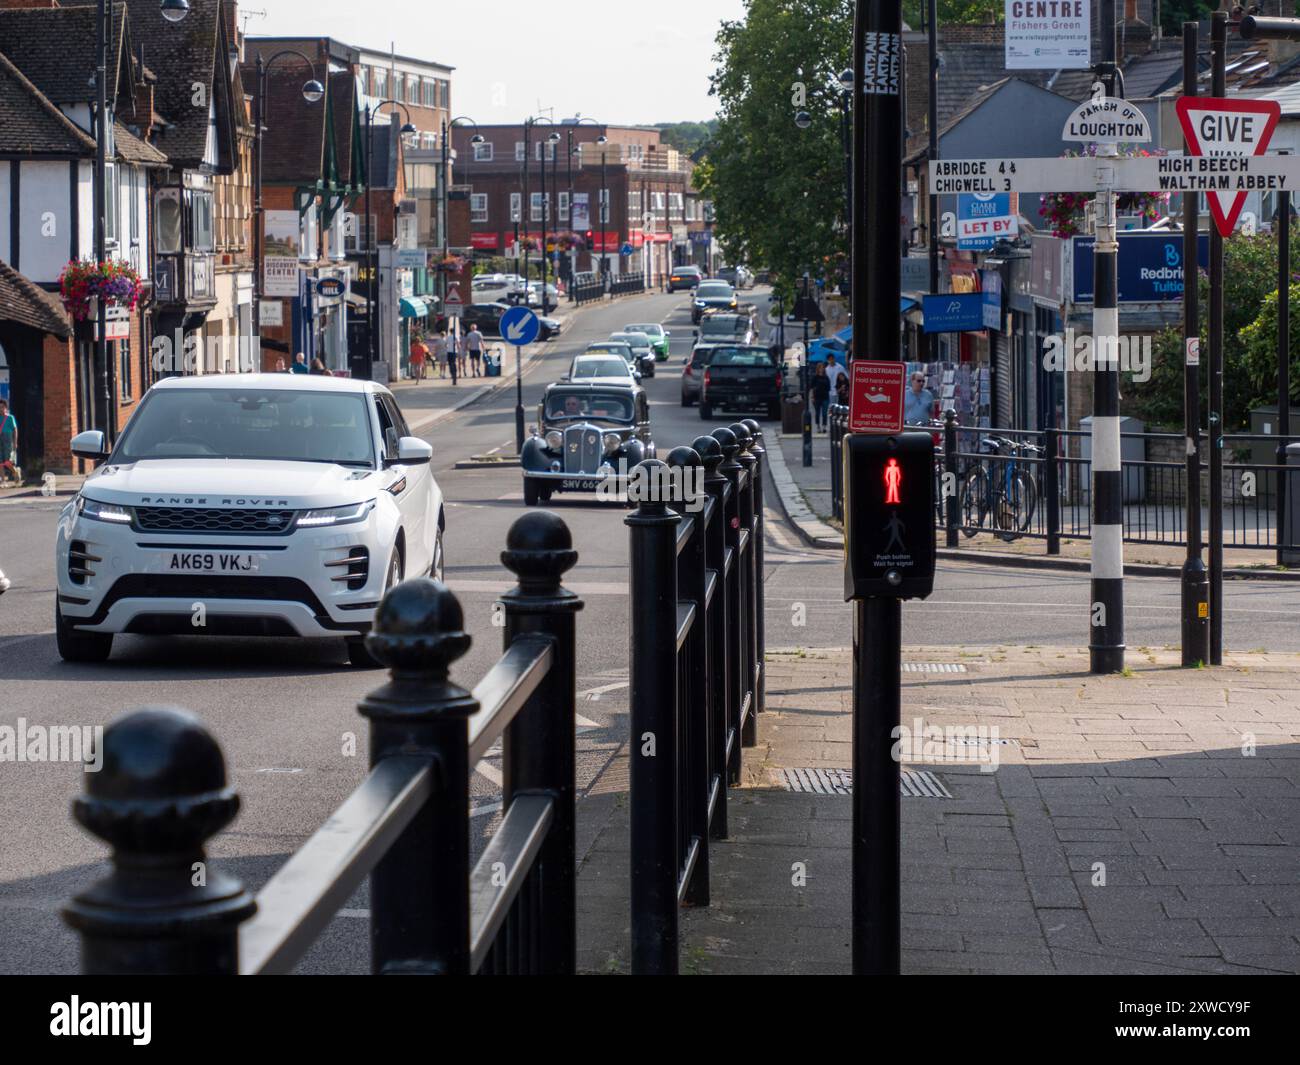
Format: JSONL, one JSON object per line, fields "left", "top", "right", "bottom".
{"left": 883, "top": 457, "right": 902, "bottom": 505}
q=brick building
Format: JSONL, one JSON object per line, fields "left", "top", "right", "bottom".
{"left": 0, "top": 2, "right": 168, "bottom": 474}
{"left": 452, "top": 122, "right": 698, "bottom": 286}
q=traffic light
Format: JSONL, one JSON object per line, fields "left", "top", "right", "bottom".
{"left": 843, "top": 431, "right": 935, "bottom": 600}
{"left": 584, "top": 229, "right": 594, "bottom": 250}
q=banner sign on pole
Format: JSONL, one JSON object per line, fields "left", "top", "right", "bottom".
{"left": 1175, "top": 96, "right": 1282, "bottom": 237}
{"left": 957, "top": 192, "right": 1018, "bottom": 250}
{"left": 1005, "top": 0, "right": 1090, "bottom": 70}
{"left": 981, "top": 270, "right": 1002, "bottom": 330}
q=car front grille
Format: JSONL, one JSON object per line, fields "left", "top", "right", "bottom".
{"left": 134, "top": 506, "right": 297, "bottom": 535}
{"left": 563, "top": 426, "right": 603, "bottom": 474}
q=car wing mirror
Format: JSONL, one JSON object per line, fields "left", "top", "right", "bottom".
{"left": 396, "top": 436, "right": 432, "bottom": 465}
{"left": 71, "top": 429, "right": 108, "bottom": 460}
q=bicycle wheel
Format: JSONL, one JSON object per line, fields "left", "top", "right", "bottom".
{"left": 960, "top": 468, "right": 988, "bottom": 538}
{"left": 994, "top": 471, "right": 1037, "bottom": 541}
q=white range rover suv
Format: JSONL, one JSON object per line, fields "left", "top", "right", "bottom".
{"left": 54, "top": 374, "right": 443, "bottom": 667}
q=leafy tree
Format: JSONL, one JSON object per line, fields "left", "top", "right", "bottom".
{"left": 902, "top": 1, "right": 1000, "bottom": 26}
{"left": 656, "top": 121, "right": 717, "bottom": 155}
{"left": 1125, "top": 230, "right": 1300, "bottom": 430}
{"left": 706, "top": 0, "right": 854, "bottom": 290}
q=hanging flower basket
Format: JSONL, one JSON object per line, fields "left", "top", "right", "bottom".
{"left": 1039, "top": 145, "right": 1170, "bottom": 238}
{"left": 552, "top": 230, "right": 585, "bottom": 251}
{"left": 59, "top": 260, "right": 144, "bottom": 323}
{"left": 433, "top": 254, "right": 466, "bottom": 272}
{"left": 517, "top": 236, "right": 543, "bottom": 252}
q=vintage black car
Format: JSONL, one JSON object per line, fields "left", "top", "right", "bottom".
{"left": 521, "top": 382, "right": 654, "bottom": 505}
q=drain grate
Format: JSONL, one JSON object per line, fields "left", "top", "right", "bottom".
{"left": 902, "top": 662, "right": 968, "bottom": 673}
{"left": 779, "top": 768, "right": 953, "bottom": 799}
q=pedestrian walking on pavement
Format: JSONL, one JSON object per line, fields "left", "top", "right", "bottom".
{"left": 466, "top": 324, "right": 484, "bottom": 377}
{"left": 0, "top": 399, "right": 19, "bottom": 487}
{"left": 824, "top": 353, "right": 846, "bottom": 396}
{"left": 441, "top": 327, "right": 458, "bottom": 384}
{"left": 812, "top": 361, "right": 831, "bottom": 432}
{"left": 310, "top": 357, "right": 329, "bottom": 375}
{"left": 290, "top": 352, "right": 310, "bottom": 374}
{"left": 409, "top": 334, "right": 429, "bottom": 382}
{"left": 428, "top": 330, "right": 445, "bottom": 378}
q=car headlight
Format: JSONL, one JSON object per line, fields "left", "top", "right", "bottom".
{"left": 694, "top": 300, "right": 705, "bottom": 307}
{"left": 603, "top": 433, "right": 621, "bottom": 455}
{"left": 296, "top": 500, "right": 375, "bottom": 528}
{"left": 545, "top": 430, "right": 563, "bottom": 450}
{"left": 76, "top": 496, "right": 132, "bottom": 524}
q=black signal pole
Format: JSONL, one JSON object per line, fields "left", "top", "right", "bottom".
{"left": 1181, "top": 22, "right": 1209, "bottom": 667}
{"left": 926, "top": 0, "right": 939, "bottom": 362}
{"left": 850, "top": 0, "right": 902, "bottom": 977}
{"left": 1209, "top": 12, "right": 1226, "bottom": 666}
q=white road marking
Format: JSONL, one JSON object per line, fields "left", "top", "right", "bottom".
{"left": 579, "top": 680, "right": 629, "bottom": 699}
{"left": 476, "top": 761, "right": 503, "bottom": 786}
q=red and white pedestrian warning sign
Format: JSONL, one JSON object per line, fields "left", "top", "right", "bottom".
{"left": 848, "top": 359, "right": 905, "bottom": 434}
{"left": 444, "top": 285, "right": 463, "bottom": 305}
{"left": 1176, "top": 96, "right": 1281, "bottom": 238}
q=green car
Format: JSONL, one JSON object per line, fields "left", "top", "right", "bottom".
{"left": 625, "top": 323, "right": 671, "bottom": 361}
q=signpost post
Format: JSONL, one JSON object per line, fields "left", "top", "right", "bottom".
{"left": 500, "top": 305, "right": 541, "bottom": 454}
{"left": 1181, "top": 21, "right": 1209, "bottom": 668}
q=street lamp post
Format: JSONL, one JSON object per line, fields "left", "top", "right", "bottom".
{"left": 91, "top": 0, "right": 190, "bottom": 441}
{"left": 440, "top": 116, "right": 483, "bottom": 322}
{"left": 364, "top": 100, "right": 417, "bottom": 379}
{"left": 253, "top": 48, "right": 323, "bottom": 371}
{"left": 801, "top": 273, "right": 813, "bottom": 467}
{"left": 566, "top": 119, "right": 602, "bottom": 289}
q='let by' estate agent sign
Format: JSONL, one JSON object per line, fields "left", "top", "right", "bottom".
{"left": 1005, "top": 1, "right": 1090, "bottom": 70}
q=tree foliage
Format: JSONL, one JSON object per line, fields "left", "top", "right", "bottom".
{"left": 655, "top": 121, "right": 717, "bottom": 155}
{"left": 705, "top": 0, "right": 854, "bottom": 289}
{"left": 1124, "top": 230, "right": 1300, "bottom": 431}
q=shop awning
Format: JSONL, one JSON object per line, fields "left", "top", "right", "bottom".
{"left": 900, "top": 298, "right": 918, "bottom": 314}
{"left": 399, "top": 297, "right": 429, "bottom": 318}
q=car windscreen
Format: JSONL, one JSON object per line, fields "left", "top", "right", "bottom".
{"left": 113, "top": 388, "right": 375, "bottom": 466}
{"left": 710, "top": 347, "right": 775, "bottom": 368}
{"left": 572, "top": 358, "right": 629, "bottom": 379}
{"left": 697, "top": 283, "right": 733, "bottom": 298}
{"left": 586, "top": 344, "right": 633, "bottom": 360}
{"left": 626, "top": 324, "right": 662, "bottom": 336}
{"left": 701, "top": 317, "right": 748, "bottom": 337}
{"left": 610, "top": 334, "right": 649, "bottom": 349}
{"left": 545, "top": 391, "right": 635, "bottom": 421}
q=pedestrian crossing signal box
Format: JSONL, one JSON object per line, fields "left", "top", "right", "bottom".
{"left": 843, "top": 431, "right": 936, "bottom": 601}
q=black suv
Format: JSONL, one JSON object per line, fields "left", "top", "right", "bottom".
{"left": 460, "top": 302, "right": 560, "bottom": 339}
{"left": 668, "top": 265, "right": 702, "bottom": 292}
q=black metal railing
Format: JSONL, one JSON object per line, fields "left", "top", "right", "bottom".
{"left": 610, "top": 272, "right": 646, "bottom": 296}
{"left": 625, "top": 420, "right": 766, "bottom": 975}
{"left": 827, "top": 413, "right": 1300, "bottom": 556}
{"left": 62, "top": 511, "right": 584, "bottom": 975}
{"left": 571, "top": 271, "right": 603, "bottom": 305}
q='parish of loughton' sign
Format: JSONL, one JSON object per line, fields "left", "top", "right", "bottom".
{"left": 1062, "top": 98, "right": 1151, "bottom": 144}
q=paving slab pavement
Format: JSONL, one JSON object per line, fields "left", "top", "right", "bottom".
{"left": 576, "top": 645, "right": 1300, "bottom": 975}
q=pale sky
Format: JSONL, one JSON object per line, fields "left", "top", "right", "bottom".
{"left": 255, "top": 0, "right": 745, "bottom": 125}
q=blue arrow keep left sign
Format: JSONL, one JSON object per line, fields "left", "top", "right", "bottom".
{"left": 499, "top": 305, "right": 541, "bottom": 346}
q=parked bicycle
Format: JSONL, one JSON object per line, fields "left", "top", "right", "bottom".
{"left": 960, "top": 435, "right": 1043, "bottom": 541}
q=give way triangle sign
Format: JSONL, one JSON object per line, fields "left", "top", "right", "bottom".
{"left": 1176, "top": 96, "right": 1282, "bottom": 238}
